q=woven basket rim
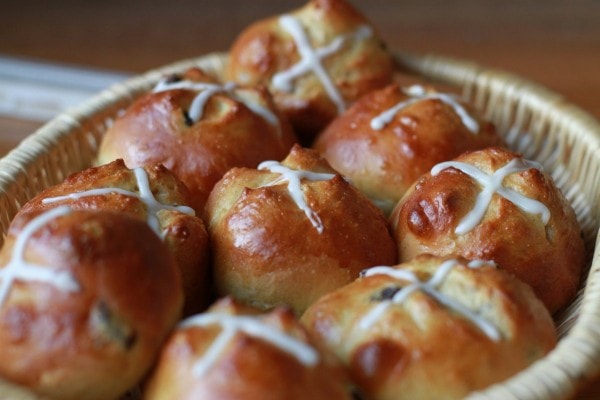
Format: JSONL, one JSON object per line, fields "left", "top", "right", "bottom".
{"left": 1, "top": 51, "right": 600, "bottom": 400}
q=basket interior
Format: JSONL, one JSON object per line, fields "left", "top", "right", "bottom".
{"left": 0, "top": 52, "right": 599, "bottom": 400}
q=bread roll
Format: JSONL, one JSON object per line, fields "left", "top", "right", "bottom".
{"left": 143, "top": 297, "right": 352, "bottom": 400}
{"left": 0, "top": 208, "right": 183, "bottom": 400}
{"left": 98, "top": 67, "right": 297, "bottom": 213}
{"left": 313, "top": 83, "right": 502, "bottom": 214}
{"left": 227, "top": 0, "right": 395, "bottom": 144}
{"left": 17, "top": 159, "right": 211, "bottom": 315}
{"left": 301, "top": 254, "right": 557, "bottom": 400}
{"left": 205, "top": 145, "right": 397, "bottom": 315}
{"left": 390, "top": 147, "right": 584, "bottom": 313}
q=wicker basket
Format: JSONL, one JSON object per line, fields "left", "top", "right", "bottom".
{"left": 0, "top": 52, "right": 599, "bottom": 400}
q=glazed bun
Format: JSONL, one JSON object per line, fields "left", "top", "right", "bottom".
{"left": 0, "top": 208, "right": 183, "bottom": 400}
{"left": 205, "top": 145, "right": 397, "bottom": 315}
{"left": 227, "top": 0, "right": 395, "bottom": 143}
{"left": 17, "top": 159, "right": 211, "bottom": 315}
{"left": 143, "top": 297, "right": 352, "bottom": 400}
{"left": 390, "top": 147, "right": 584, "bottom": 313}
{"left": 301, "top": 254, "right": 557, "bottom": 400}
{"left": 97, "top": 67, "right": 297, "bottom": 214}
{"left": 313, "top": 84, "right": 503, "bottom": 214}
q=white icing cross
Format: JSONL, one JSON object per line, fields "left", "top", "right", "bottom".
{"left": 0, "top": 206, "right": 80, "bottom": 308}
{"left": 431, "top": 158, "right": 551, "bottom": 235}
{"left": 42, "top": 167, "right": 195, "bottom": 239}
{"left": 153, "top": 79, "right": 280, "bottom": 131}
{"left": 359, "top": 260, "right": 501, "bottom": 341}
{"left": 258, "top": 160, "right": 337, "bottom": 233}
{"left": 370, "top": 85, "right": 480, "bottom": 133}
{"left": 273, "top": 15, "right": 373, "bottom": 114}
{"left": 179, "top": 312, "right": 319, "bottom": 377}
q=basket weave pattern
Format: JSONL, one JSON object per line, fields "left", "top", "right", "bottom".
{"left": 0, "top": 52, "right": 598, "bottom": 400}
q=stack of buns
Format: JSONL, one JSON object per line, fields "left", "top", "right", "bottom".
{"left": 0, "top": 0, "right": 585, "bottom": 399}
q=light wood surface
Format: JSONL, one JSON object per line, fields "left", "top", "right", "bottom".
{"left": 1, "top": 1, "right": 599, "bottom": 398}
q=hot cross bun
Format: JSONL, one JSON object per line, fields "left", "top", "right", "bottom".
{"left": 301, "top": 254, "right": 557, "bottom": 400}
{"left": 390, "top": 147, "right": 585, "bottom": 313}
{"left": 227, "top": 0, "right": 395, "bottom": 144}
{"left": 0, "top": 208, "right": 182, "bottom": 400}
{"left": 98, "top": 67, "right": 297, "bottom": 214}
{"left": 313, "top": 83, "right": 503, "bottom": 214}
{"left": 204, "top": 145, "right": 397, "bottom": 315}
{"left": 17, "top": 159, "right": 211, "bottom": 316}
{"left": 144, "top": 297, "right": 352, "bottom": 399}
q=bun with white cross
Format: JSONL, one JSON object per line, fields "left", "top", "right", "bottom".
{"left": 144, "top": 296, "right": 353, "bottom": 399}
{"left": 0, "top": 207, "right": 183, "bottom": 400}
{"left": 97, "top": 67, "right": 297, "bottom": 214}
{"left": 390, "top": 146, "right": 585, "bottom": 313}
{"left": 15, "top": 159, "right": 211, "bottom": 316}
{"left": 226, "top": 0, "right": 395, "bottom": 144}
{"left": 301, "top": 254, "right": 557, "bottom": 400}
{"left": 313, "top": 83, "right": 504, "bottom": 215}
{"left": 204, "top": 144, "right": 397, "bottom": 315}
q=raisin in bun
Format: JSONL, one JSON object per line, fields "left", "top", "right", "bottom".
{"left": 390, "top": 147, "right": 584, "bottom": 313}
{"left": 143, "top": 296, "right": 352, "bottom": 400}
{"left": 0, "top": 208, "right": 183, "bottom": 400}
{"left": 204, "top": 145, "right": 397, "bottom": 315}
{"left": 17, "top": 159, "right": 210, "bottom": 316}
{"left": 313, "top": 84, "right": 503, "bottom": 215}
{"left": 97, "top": 67, "right": 297, "bottom": 214}
{"left": 301, "top": 254, "right": 557, "bottom": 400}
{"left": 227, "top": 0, "right": 395, "bottom": 144}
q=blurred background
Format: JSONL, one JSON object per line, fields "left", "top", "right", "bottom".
{"left": 2, "top": 1, "right": 598, "bottom": 100}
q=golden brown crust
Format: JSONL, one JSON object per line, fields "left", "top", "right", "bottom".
{"left": 0, "top": 209, "right": 183, "bottom": 400}
{"left": 390, "top": 147, "right": 585, "bottom": 313}
{"left": 301, "top": 254, "right": 557, "bottom": 400}
{"left": 313, "top": 84, "right": 503, "bottom": 214}
{"left": 226, "top": 0, "right": 395, "bottom": 143}
{"left": 143, "top": 297, "right": 352, "bottom": 400}
{"left": 97, "top": 68, "right": 297, "bottom": 214}
{"left": 205, "top": 145, "right": 397, "bottom": 315}
{"left": 17, "top": 159, "right": 211, "bottom": 316}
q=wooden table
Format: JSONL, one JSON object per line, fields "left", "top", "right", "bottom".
{"left": 1, "top": 1, "right": 599, "bottom": 398}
